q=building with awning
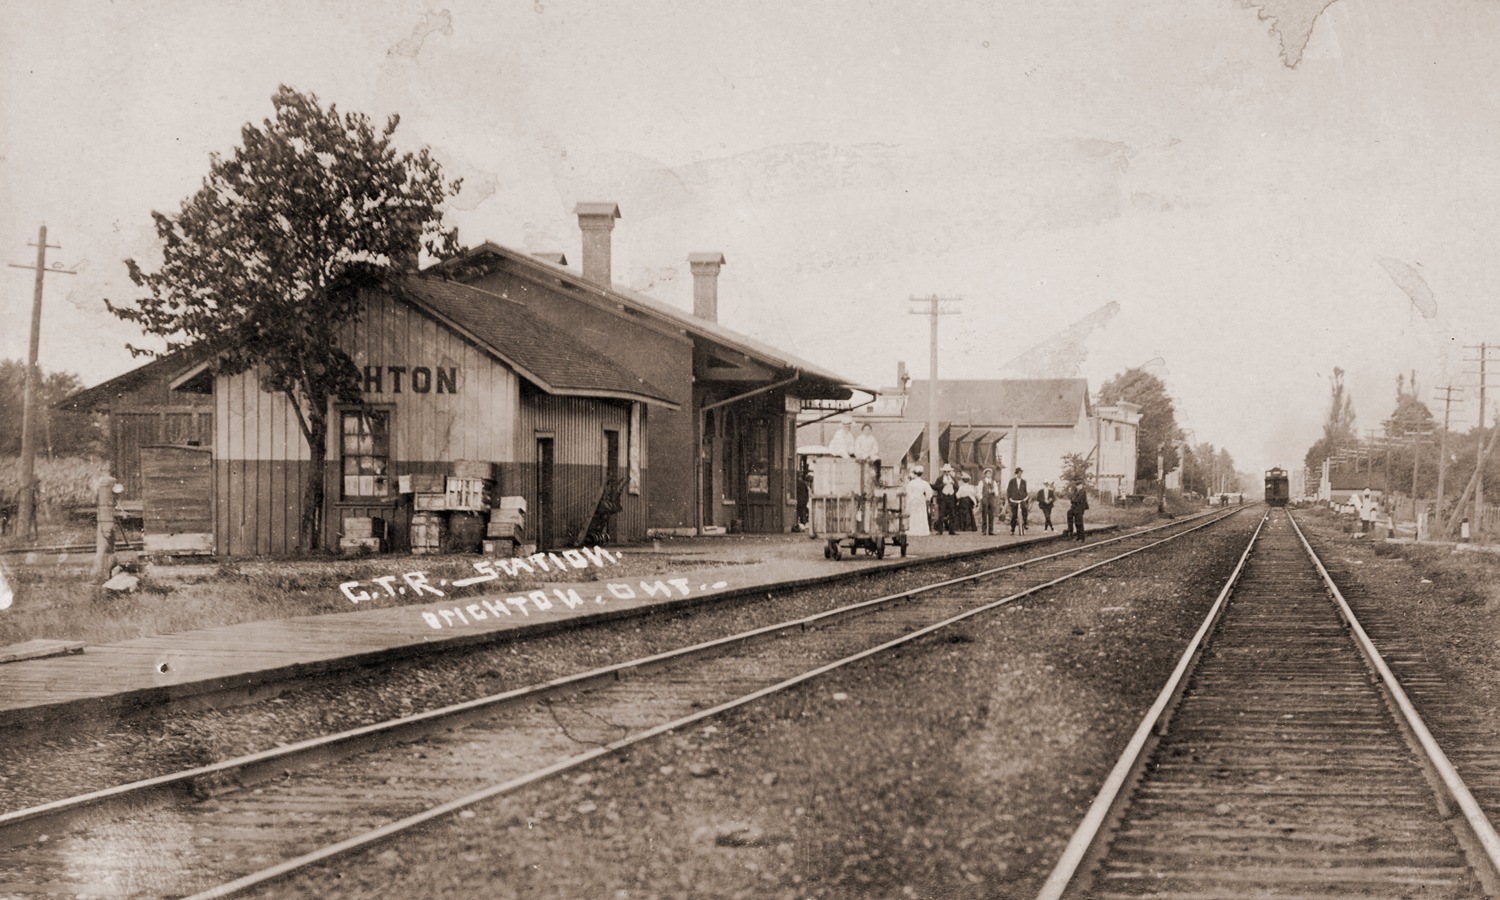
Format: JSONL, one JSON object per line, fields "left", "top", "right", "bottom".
{"left": 430, "top": 204, "right": 872, "bottom": 535}
{"left": 896, "top": 377, "right": 1142, "bottom": 495}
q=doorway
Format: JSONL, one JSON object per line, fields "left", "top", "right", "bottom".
{"left": 536, "top": 437, "right": 554, "bottom": 550}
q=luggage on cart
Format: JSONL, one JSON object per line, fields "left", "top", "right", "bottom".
{"left": 808, "top": 458, "right": 908, "bottom": 560}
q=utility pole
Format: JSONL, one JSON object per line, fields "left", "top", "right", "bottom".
{"left": 907, "top": 296, "right": 960, "bottom": 477}
{"left": 1434, "top": 385, "right": 1462, "bottom": 524}
{"left": 7, "top": 225, "right": 76, "bottom": 541}
{"left": 1467, "top": 343, "right": 1498, "bottom": 541}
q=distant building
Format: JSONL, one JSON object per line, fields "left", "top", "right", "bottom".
{"left": 815, "top": 372, "right": 1141, "bottom": 496}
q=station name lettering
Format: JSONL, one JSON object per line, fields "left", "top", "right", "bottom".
{"left": 362, "top": 365, "right": 458, "bottom": 395}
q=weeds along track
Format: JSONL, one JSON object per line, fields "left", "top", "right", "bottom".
{"left": 0, "top": 510, "right": 1240, "bottom": 899}
{"left": 1039, "top": 509, "right": 1500, "bottom": 900}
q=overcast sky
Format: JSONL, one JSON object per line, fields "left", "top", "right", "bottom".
{"left": 5, "top": 0, "right": 1499, "bottom": 474}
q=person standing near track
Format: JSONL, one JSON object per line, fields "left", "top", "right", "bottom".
{"left": 977, "top": 467, "right": 1001, "bottom": 535}
{"left": 934, "top": 464, "right": 961, "bottom": 535}
{"left": 1006, "top": 467, "right": 1029, "bottom": 534}
{"left": 905, "top": 466, "right": 933, "bottom": 537}
{"left": 1066, "top": 480, "right": 1089, "bottom": 541}
{"left": 1035, "top": 481, "right": 1057, "bottom": 532}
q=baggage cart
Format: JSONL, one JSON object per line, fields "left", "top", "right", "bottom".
{"left": 807, "top": 458, "right": 907, "bottom": 560}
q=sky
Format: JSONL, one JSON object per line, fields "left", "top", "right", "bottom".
{"left": 4, "top": 0, "right": 1500, "bottom": 476}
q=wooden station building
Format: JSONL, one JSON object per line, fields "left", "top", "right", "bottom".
{"left": 63, "top": 202, "right": 866, "bottom": 555}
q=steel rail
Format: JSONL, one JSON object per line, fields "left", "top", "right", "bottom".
{"left": 179, "top": 508, "right": 1245, "bottom": 899}
{"left": 1287, "top": 512, "right": 1500, "bottom": 887}
{"left": 0, "top": 508, "right": 1237, "bottom": 849}
{"left": 1037, "top": 510, "right": 1500, "bottom": 899}
{"left": 1034, "top": 510, "right": 1266, "bottom": 900}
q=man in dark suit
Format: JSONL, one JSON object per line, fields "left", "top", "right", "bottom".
{"left": 1067, "top": 481, "right": 1090, "bottom": 541}
{"left": 1035, "top": 481, "right": 1057, "bottom": 531}
{"left": 1006, "top": 468, "right": 1029, "bottom": 535}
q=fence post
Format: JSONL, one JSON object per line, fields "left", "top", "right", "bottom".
{"left": 93, "top": 476, "right": 116, "bottom": 582}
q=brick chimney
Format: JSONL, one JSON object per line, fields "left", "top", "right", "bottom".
{"left": 688, "top": 252, "right": 726, "bottom": 321}
{"left": 573, "top": 202, "right": 620, "bottom": 288}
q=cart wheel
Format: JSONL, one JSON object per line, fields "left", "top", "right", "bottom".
{"left": 823, "top": 542, "right": 832, "bottom": 559}
{"left": 831, "top": 543, "right": 842, "bottom": 561}
{"left": 875, "top": 539, "right": 885, "bottom": 559}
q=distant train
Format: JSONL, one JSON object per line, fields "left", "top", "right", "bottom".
{"left": 1264, "top": 467, "right": 1290, "bottom": 507}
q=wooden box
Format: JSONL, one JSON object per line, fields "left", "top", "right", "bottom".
{"left": 453, "top": 460, "right": 497, "bottom": 481}
{"left": 410, "top": 513, "right": 445, "bottom": 554}
{"left": 409, "top": 473, "right": 447, "bottom": 494}
{"left": 486, "top": 521, "right": 523, "bottom": 538}
{"left": 446, "top": 478, "right": 487, "bottom": 512}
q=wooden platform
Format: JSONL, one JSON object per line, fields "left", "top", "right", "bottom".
{"left": 0, "top": 529, "right": 1086, "bottom": 732}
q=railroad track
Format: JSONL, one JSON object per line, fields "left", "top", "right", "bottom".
{"left": 0, "top": 508, "right": 1241, "bottom": 899}
{"left": 1039, "top": 508, "right": 1500, "bottom": 899}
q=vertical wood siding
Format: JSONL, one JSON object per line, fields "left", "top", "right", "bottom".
{"left": 516, "top": 391, "right": 646, "bottom": 546}
{"left": 213, "top": 289, "right": 524, "bottom": 555}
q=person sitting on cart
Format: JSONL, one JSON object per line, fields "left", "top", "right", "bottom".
{"left": 1006, "top": 467, "right": 1030, "bottom": 534}
{"left": 905, "top": 466, "right": 932, "bottom": 537}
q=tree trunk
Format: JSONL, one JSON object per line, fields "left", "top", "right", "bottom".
{"left": 299, "top": 404, "right": 327, "bottom": 552}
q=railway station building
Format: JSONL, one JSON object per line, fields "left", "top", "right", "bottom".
{"left": 62, "top": 203, "right": 866, "bottom": 555}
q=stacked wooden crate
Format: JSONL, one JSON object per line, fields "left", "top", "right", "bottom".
{"left": 404, "top": 463, "right": 499, "bottom": 553}
{"left": 484, "top": 496, "right": 526, "bottom": 556}
{"left": 339, "top": 516, "right": 385, "bottom": 554}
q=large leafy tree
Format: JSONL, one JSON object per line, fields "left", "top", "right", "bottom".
{"left": 1099, "top": 367, "right": 1180, "bottom": 482}
{"left": 107, "top": 86, "right": 461, "bottom": 550}
{"left": 1303, "top": 367, "right": 1357, "bottom": 473}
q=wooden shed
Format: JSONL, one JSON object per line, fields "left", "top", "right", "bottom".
{"left": 139, "top": 444, "right": 214, "bottom": 554}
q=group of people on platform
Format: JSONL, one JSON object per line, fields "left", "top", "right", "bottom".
{"left": 903, "top": 463, "right": 1089, "bottom": 541}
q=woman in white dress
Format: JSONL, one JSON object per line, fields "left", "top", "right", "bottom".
{"left": 905, "top": 466, "right": 933, "bottom": 537}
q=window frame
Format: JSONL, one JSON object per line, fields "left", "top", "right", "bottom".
{"left": 337, "top": 405, "right": 396, "bottom": 500}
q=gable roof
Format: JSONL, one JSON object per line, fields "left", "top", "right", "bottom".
{"left": 394, "top": 276, "right": 677, "bottom": 408}
{"left": 55, "top": 344, "right": 215, "bottom": 411}
{"left": 429, "top": 241, "right": 871, "bottom": 398}
{"left": 59, "top": 279, "right": 678, "bottom": 413}
{"left": 903, "top": 378, "right": 1092, "bottom": 427}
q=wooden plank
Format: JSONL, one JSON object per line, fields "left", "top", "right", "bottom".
{"left": 0, "top": 640, "right": 86, "bottom": 665}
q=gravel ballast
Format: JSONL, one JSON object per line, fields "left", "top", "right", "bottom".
{"left": 245, "top": 513, "right": 1256, "bottom": 899}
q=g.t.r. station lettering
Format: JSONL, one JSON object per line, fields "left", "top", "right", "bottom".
{"left": 361, "top": 365, "right": 458, "bottom": 394}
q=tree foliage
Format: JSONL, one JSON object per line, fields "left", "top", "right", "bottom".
{"left": 1059, "top": 452, "right": 1094, "bottom": 492}
{"left": 1180, "top": 441, "right": 1239, "bottom": 495}
{"left": 0, "top": 361, "right": 101, "bottom": 459}
{"left": 1098, "top": 367, "right": 1180, "bottom": 481}
{"left": 1385, "top": 372, "right": 1435, "bottom": 437}
{"left": 106, "top": 86, "right": 461, "bottom": 550}
{"left": 1306, "top": 367, "right": 1358, "bottom": 472}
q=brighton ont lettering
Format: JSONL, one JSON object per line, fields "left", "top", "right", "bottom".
{"left": 361, "top": 365, "right": 458, "bottom": 394}
{"left": 418, "top": 577, "right": 731, "bottom": 629}
{"left": 338, "top": 546, "right": 623, "bottom": 604}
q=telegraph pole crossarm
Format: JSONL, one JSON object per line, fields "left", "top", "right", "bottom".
{"left": 8, "top": 225, "right": 77, "bottom": 541}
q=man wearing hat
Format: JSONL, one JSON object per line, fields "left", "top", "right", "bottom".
{"left": 934, "top": 464, "right": 961, "bottom": 535}
{"left": 977, "top": 467, "right": 1001, "bottom": 535}
{"left": 1006, "top": 467, "right": 1030, "bottom": 534}
{"left": 1035, "top": 481, "right": 1057, "bottom": 531}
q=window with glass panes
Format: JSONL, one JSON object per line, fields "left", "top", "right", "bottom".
{"left": 341, "top": 410, "right": 391, "bottom": 498}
